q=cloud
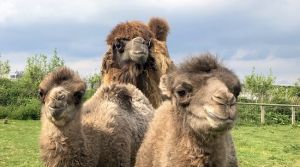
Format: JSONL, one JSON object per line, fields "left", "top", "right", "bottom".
{"left": 232, "top": 49, "right": 258, "bottom": 59}
{"left": 169, "top": 50, "right": 300, "bottom": 85}
{"left": 64, "top": 56, "right": 101, "bottom": 77}
{"left": 0, "top": 52, "right": 28, "bottom": 72}
{"left": 1, "top": 0, "right": 299, "bottom": 85}
{"left": 0, "top": 0, "right": 102, "bottom": 25}
{"left": 2, "top": 0, "right": 299, "bottom": 28}
{"left": 0, "top": 1, "right": 16, "bottom": 24}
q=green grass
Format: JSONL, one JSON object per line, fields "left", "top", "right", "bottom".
{"left": 0, "top": 120, "right": 41, "bottom": 167}
{"left": 232, "top": 125, "right": 300, "bottom": 167}
{"left": 0, "top": 120, "right": 299, "bottom": 167}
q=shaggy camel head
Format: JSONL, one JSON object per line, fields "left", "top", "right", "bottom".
{"left": 101, "top": 18, "right": 175, "bottom": 108}
{"left": 160, "top": 54, "right": 241, "bottom": 134}
{"left": 38, "top": 67, "right": 86, "bottom": 126}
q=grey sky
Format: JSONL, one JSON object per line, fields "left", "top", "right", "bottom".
{"left": 0, "top": 0, "right": 299, "bottom": 84}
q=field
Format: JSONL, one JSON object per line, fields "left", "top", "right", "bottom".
{"left": 0, "top": 120, "right": 300, "bottom": 167}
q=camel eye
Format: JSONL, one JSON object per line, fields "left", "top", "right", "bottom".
{"left": 115, "top": 42, "right": 122, "bottom": 50}
{"left": 147, "top": 39, "right": 153, "bottom": 49}
{"left": 74, "top": 91, "right": 83, "bottom": 104}
{"left": 39, "top": 91, "right": 43, "bottom": 97}
{"left": 38, "top": 89, "right": 46, "bottom": 103}
{"left": 74, "top": 92, "right": 82, "bottom": 99}
{"left": 176, "top": 90, "right": 186, "bottom": 97}
{"left": 175, "top": 82, "right": 193, "bottom": 98}
{"left": 38, "top": 89, "right": 44, "bottom": 98}
{"left": 114, "top": 40, "right": 124, "bottom": 53}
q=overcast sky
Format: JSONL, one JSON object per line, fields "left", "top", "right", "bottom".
{"left": 0, "top": 0, "right": 299, "bottom": 85}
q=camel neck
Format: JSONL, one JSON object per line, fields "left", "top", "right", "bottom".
{"left": 40, "top": 111, "right": 91, "bottom": 166}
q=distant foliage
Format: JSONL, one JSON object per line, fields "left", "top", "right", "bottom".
{"left": 236, "top": 104, "right": 299, "bottom": 125}
{"left": 10, "top": 99, "right": 41, "bottom": 120}
{"left": 0, "top": 50, "right": 63, "bottom": 120}
{"left": 47, "top": 49, "right": 64, "bottom": 72}
{"left": 83, "top": 73, "right": 101, "bottom": 101}
{"left": 20, "top": 50, "right": 65, "bottom": 98}
{"left": 243, "top": 68, "right": 275, "bottom": 102}
{"left": 0, "top": 56, "right": 10, "bottom": 78}
{"left": 239, "top": 68, "right": 300, "bottom": 125}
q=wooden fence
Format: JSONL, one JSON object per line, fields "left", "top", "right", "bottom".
{"left": 237, "top": 102, "right": 300, "bottom": 125}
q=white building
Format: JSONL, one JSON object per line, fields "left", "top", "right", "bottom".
{"left": 10, "top": 71, "right": 23, "bottom": 79}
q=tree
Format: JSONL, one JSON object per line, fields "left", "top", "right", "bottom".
{"left": 83, "top": 73, "right": 101, "bottom": 100}
{"left": 48, "top": 49, "right": 64, "bottom": 72}
{"left": 20, "top": 50, "right": 64, "bottom": 97}
{"left": 244, "top": 68, "right": 275, "bottom": 102}
{"left": 0, "top": 55, "right": 10, "bottom": 78}
{"left": 22, "top": 54, "right": 47, "bottom": 86}
{"left": 87, "top": 73, "right": 101, "bottom": 90}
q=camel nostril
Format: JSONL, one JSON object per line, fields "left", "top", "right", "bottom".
{"left": 55, "top": 90, "right": 69, "bottom": 101}
{"left": 212, "top": 90, "right": 236, "bottom": 105}
{"left": 57, "top": 94, "right": 65, "bottom": 100}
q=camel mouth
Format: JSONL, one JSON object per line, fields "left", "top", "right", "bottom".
{"left": 133, "top": 51, "right": 147, "bottom": 54}
{"left": 203, "top": 106, "right": 235, "bottom": 124}
{"left": 130, "top": 52, "right": 148, "bottom": 65}
{"left": 48, "top": 107, "right": 66, "bottom": 120}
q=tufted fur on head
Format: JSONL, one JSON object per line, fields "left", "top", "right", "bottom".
{"left": 178, "top": 54, "right": 241, "bottom": 97}
{"left": 101, "top": 17, "right": 175, "bottom": 108}
{"left": 160, "top": 54, "right": 241, "bottom": 99}
{"left": 38, "top": 67, "right": 86, "bottom": 104}
{"left": 106, "top": 21, "right": 154, "bottom": 46}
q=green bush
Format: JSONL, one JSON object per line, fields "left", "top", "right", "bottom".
{"left": 265, "top": 106, "right": 291, "bottom": 125}
{"left": 10, "top": 99, "right": 41, "bottom": 120}
{"left": 0, "top": 106, "right": 14, "bottom": 119}
{"left": 1, "top": 99, "right": 41, "bottom": 120}
{"left": 236, "top": 105, "right": 260, "bottom": 125}
{"left": 237, "top": 104, "right": 300, "bottom": 125}
{"left": 83, "top": 89, "right": 96, "bottom": 101}
{"left": 0, "top": 79, "right": 20, "bottom": 106}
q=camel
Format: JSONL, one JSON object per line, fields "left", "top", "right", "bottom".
{"left": 135, "top": 54, "right": 241, "bottom": 167}
{"left": 101, "top": 17, "right": 175, "bottom": 108}
{"left": 39, "top": 67, "right": 154, "bottom": 167}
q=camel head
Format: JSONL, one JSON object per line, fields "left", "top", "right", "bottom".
{"left": 160, "top": 54, "right": 241, "bottom": 134}
{"left": 39, "top": 67, "right": 86, "bottom": 126}
{"left": 101, "top": 17, "right": 175, "bottom": 108}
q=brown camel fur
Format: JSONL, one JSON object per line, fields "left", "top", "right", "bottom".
{"left": 101, "top": 17, "right": 175, "bottom": 108}
{"left": 39, "top": 67, "right": 154, "bottom": 167}
{"left": 135, "top": 54, "right": 241, "bottom": 167}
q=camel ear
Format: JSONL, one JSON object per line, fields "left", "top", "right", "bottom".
{"left": 159, "top": 74, "right": 172, "bottom": 99}
{"left": 148, "top": 18, "right": 169, "bottom": 41}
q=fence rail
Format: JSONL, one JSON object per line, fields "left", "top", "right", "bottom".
{"left": 237, "top": 102, "right": 300, "bottom": 125}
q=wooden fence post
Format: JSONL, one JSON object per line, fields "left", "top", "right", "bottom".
{"left": 260, "top": 105, "right": 265, "bottom": 124}
{"left": 291, "top": 107, "right": 295, "bottom": 125}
